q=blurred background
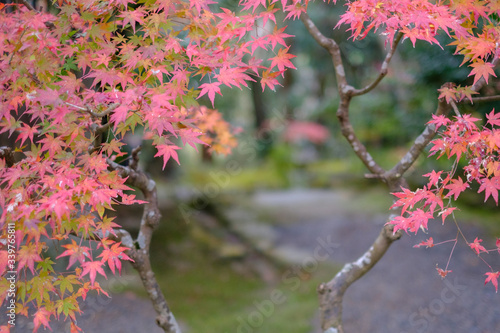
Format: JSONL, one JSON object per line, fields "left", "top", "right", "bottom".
{"left": 8, "top": 0, "right": 500, "bottom": 332}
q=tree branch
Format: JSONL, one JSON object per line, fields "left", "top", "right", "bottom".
{"left": 467, "top": 95, "right": 500, "bottom": 104}
{"left": 300, "top": 12, "right": 351, "bottom": 94}
{"left": 336, "top": 96, "right": 386, "bottom": 176}
{"left": 107, "top": 157, "right": 182, "bottom": 333}
{"left": 351, "top": 32, "right": 404, "bottom": 96}
{"left": 385, "top": 98, "right": 450, "bottom": 181}
{"left": 318, "top": 216, "right": 402, "bottom": 332}
{"left": 89, "top": 103, "right": 120, "bottom": 118}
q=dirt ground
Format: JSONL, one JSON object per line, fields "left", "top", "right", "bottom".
{"left": 12, "top": 188, "right": 500, "bottom": 333}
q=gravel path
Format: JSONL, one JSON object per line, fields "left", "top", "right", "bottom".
{"left": 250, "top": 189, "right": 500, "bottom": 333}
{"left": 13, "top": 188, "right": 499, "bottom": 333}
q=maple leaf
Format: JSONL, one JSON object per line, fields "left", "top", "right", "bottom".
{"left": 260, "top": 70, "right": 282, "bottom": 91}
{"left": 18, "top": 245, "right": 42, "bottom": 274}
{"left": 468, "top": 60, "right": 497, "bottom": 85}
{"left": 477, "top": 176, "right": 500, "bottom": 205}
{"left": 484, "top": 271, "right": 500, "bottom": 293}
{"left": 437, "top": 86, "right": 458, "bottom": 103}
{"left": 423, "top": 170, "right": 442, "bottom": 188}
{"left": 33, "top": 307, "right": 53, "bottom": 332}
{"left": 436, "top": 266, "right": 452, "bottom": 279}
{"left": 414, "top": 237, "right": 434, "bottom": 248}
{"left": 16, "top": 123, "right": 40, "bottom": 147}
{"left": 444, "top": 177, "right": 469, "bottom": 200}
{"left": 267, "top": 26, "right": 294, "bottom": 50}
{"left": 438, "top": 207, "right": 457, "bottom": 224}
{"left": 81, "top": 261, "right": 107, "bottom": 286}
{"left": 71, "top": 321, "right": 83, "bottom": 333}
{"left": 118, "top": 8, "right": 146, "bottom": 34}
{"left": 197, "top": 82, "right": 222, "bottom": 107}
{"left": 486, "top": 109, "right": 500, "bottom": 127}
{"left": 497, "top": 238, "right": 500, "bottom": 254}
{"left": 270, "top": 47, "right": 296, "bottom": 72}
{"left": 98, "top": 241, "right": 133, "bottom": 275}
{"left": 56, "top": 240, "right": 91, "bottom": 270}
{"left": 179, "top": 127, "right": 206, "bottom": 150}
{"left": 469, "top": 237, "right": 487, "bottom": 255}
{"left": 154, "top": 143, "right": 181, "bottom": 168}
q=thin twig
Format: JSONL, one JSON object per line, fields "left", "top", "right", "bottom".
{"left": 300, "top": 12, "right": 351, "bottom": 93}
{"left": 351, "top": 32, "right": 404, "bottom": 96}
{"left": 467, "top": 95, "right": 500, "bottom": 104}
{"left": 449, "top": 100, "right": 461, "bottom": 117}
{"left": 386, "top": 94, "right": 451, "bottom": 180}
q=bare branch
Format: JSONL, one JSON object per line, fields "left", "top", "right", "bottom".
{"left": 90, "top": 102, "right": 120, "bottom": 118}
{"left": 467, "top": 95, "right": 500, "bottom": 103}
{"left": 107, "top": 159, "right": 182, "bottom": 333}
{"left": 318, "top": 215, "right": 403, "bottom": 332}
{"left": 95, "top": 121, "right": 112, "bottom": 134}
{"left": 336, "top": 97, "right": 386, "bottom": 177}
{"left": 300, "top": 12, "right": 351, "bottom": 93}
{"left": 386, "top": 98, "right": 450, "bottom": 180}
{"left": 129, "top": 145, "right": 142, "bottom": 171}
{"left": 351, "top": 32, "right": 404, "bottom": 96}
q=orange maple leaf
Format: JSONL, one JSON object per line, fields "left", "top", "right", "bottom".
{"left": 468, "top": 60, "right": 497, "bottom": 85}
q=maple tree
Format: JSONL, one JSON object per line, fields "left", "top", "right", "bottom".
{"left": 0, "top": 0, "right": 499, "bottom": 332}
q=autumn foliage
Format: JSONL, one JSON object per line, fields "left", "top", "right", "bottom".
{"left": 0, "top": 0, "right": 499, "bottom": 331}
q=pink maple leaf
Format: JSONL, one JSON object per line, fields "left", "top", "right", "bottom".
{"left": 33, "top": 307, "right": 53, "bottom": 332}
{"left": 154, "top": 143, "right": 181, "bottom": 168}
{"left": 197, "top": 82, "right": 221, "bottom": 107}
{"left": 469, "top": 237, "right": 487, "bottom": 255}
{"left": 270, "top": 47, "right": 296, "bottom": 72}
{"left": 485, "top": 271, "right": 500, "bottom": 293}
{"left": 444, "top": 177, "right": 469, "bottom": 200}
{"left": 414, "top": 237, "right": 434, "bottom": 248}
{"left": 477, "top": 176, "right": 500, "bottom": 205}
{"left": 81, "top": 261, "right": 107, "bottom": 285}
{"left": 468, "top": 60, "right": 497, "bottom": 85}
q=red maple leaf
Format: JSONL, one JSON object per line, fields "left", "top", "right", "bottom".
{"left": 477, "top": 176, "right": 500, "bottom": 205}
{"left": 486, "top": 109, "right": 500, "bottom": 127}
{"left": 179, "top": 128, "right": 206, "bottom": 150}
{"left": 469, "top": 237, "right": 487, "bottom": 255}
{"left": 414, "top": 237, "right": 434, "bottom": 248}
{"left": 267, "top": 26, "right": 294, "bottom": 50}
{"left": 33, "top": 307, "right": 53, "bottom": 332}
{"left": 154, "top": 143, "right": 181, "bottom": 168}
{"left": 444, "top": 177, "right": 469, "bottom": 200}
{"left": 270, "top": 47, "right": 296, "bottom": 72}
{"left": 98, "top": 241, "right": 133, "bottom": 275}
{"left": 484, "top": 271, "right": 500, "bottom": 293}
{"left": 81, "top": 261, "right": 107, "bottom": 285}
{"left": 423, "top": 170, "right": 442, "bottom": 188}
{"left": 56, "top": 240, "right": 91, "bottom": 270}
{"left": 197, "top": 82, "right": 222, "bottom": 107}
